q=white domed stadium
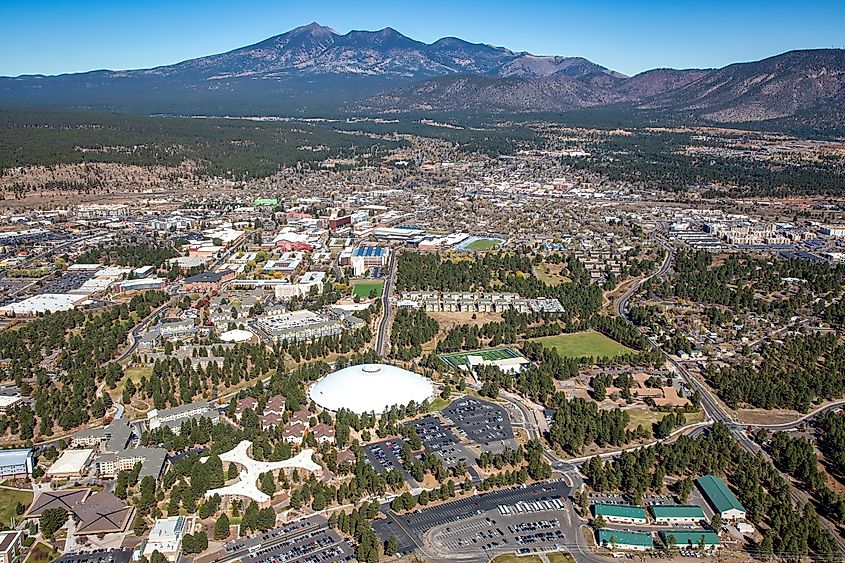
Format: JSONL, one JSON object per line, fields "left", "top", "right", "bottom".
{"left": 309, "top": 363, "right": 434, "bottom": 415}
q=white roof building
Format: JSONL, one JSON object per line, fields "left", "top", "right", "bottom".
{"left": 219, "top": 329, "right": 254, "bottom": 343}
{"left": 46, "top": 449, "right": 94, "bottom": 478}
{"left": 203, "top": 441, "right": 320, "bottom": 505}
{"left": 0, "top": 293, "right": 85, "bottom": 315}
{"left": 143, "top": 516, "right": 195, "bottom": 562}
{"left": 309, "top": 364, "right": 434, "bottom": 415}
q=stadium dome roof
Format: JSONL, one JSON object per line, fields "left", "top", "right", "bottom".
{"left": 219, "top": 329, "right": 253, "bottom": 342}
{"left": 309, "top": 363, "right": 433, "bottom": 415}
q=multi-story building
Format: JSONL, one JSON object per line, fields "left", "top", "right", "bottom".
{"left": 0, "top": 531, "right": 23, "bottom": 563}
{"left": 146, "top": 401, "right": 218, "bottom": 433}
{"left": 0, "top": 449, "right": 33, "bottom": 479}
{"left": 95, "top": 447, "right": 166, "bottom": 480}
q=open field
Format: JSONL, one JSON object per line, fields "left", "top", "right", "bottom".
{"left": 530, "top": 330, "right": 632, "bottom": 358}
{"left": 0, "top": 487, "right": 33, "bottom": 526}
{"left": 440, "top": 347, "right": 523, "bottom": 369}
{"left": 533, "top": 264, "right": 570, "bottom": 286}
{"left": 351, "top": 280, "right": 384, "bottom": 298}
{"left": 624, "top": 408, "right": 705, "bottom": 433}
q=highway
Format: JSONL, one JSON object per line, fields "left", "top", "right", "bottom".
{"left": 375, "top": 248, "right": 397, "bottom": 357}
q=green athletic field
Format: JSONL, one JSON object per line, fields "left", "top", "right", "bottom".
{"left": 465, "top": 238, "right": 501, "bottom": 251}
{"left": 530, "top": 330, "right": 632, "bottom": 358}
{"left": 351, "top": 280, "right": 384, "bottom": 298}
{"left": 440, "top": 347, "right": 522, "bottom": 369}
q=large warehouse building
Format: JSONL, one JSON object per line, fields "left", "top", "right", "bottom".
{"left": 309, "top": 363, "right": 434, "bottom": 415}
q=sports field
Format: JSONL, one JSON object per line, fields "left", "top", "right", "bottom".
{"left": 440, "top": 346, "right": 522, "bottom": 369}
{"left": 351, "top": 280, "right": 384, "bottom": 298}
{"left": 530, "top": 330, "right": 631, "bottom": 358}
{"left": 457, "top": 236, "right": 505, "bottom": 251}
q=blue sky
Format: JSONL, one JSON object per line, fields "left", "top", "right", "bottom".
{"left": 1, "top": 0, "right": 844, "bottom": 77}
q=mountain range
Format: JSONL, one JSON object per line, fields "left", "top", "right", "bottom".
{"left": 2, "top": 23, "right": 844, "bottom": 133}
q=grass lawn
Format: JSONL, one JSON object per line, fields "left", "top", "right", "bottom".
{"left": 466, "top": 238, "right": 501, "bottom": 251}
{"left": 0, "top": 487, "right": 33, "bottom": 526}
{"left": 548, "top": 554, "right": 575, "bottom": 563}
{"left": 534, "top": 265, "right": 570, "bottom": 286}
{"left": 491, "top": 555, "right": 545, "bottom": 563}
{"left": 24, "top": 542, "right": 54, "bottom": 563}
{"left": 531, "top": 330, "right": 632, "bottom": 358}
{"left": 112, "top": 365, "right": 153, "bottom": 401}
{"left": 351, "top": 280, "right": 384, "bottom": 298}
{"left": 625, "top": 408, "right": 706, "bottom": 433}
{"left": 427, "top": 396, "right": 452, "bottom": 412}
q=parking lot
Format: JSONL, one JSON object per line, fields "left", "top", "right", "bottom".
{"left": 406, "top": 414, "right": 475, "bottom": 469}
{"left": 363, "top": 438, "right": 421, "bottom": 489}
{"left": 36, "top": 270, "right": 93, "bottom": 294}
{"left": 442, "top": 395, "right": 515, "bottom": 453}
{"left": 221, "top": 515, "right": 355, "bottom": 563}
{"left": 374, "top": 480, "right": 571, "bottom": 557}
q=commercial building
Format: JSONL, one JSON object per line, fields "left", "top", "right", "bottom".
{"left": 659, "top": 530, "right": 721, "bottom": 550}
{"left": 115, "top": 278, "right": 166, "bottom": 293}
{"left": 143, "top": 516, "right": 196, "bottom": 562}
{"left": 309, "top": 363, "right": 434, "bottom": 415}
{"left": 350, "top": 246, "right": 389, "bottom": 275}
{"left": 46, "top": 449, "right": 94, "bottom": 479}
{"left": 0, "top": 293, "right": 86, "bottom": 316}
{"left": 696, "top": 475, "right": 746, "bottom": 521}
{"left": 0, "top": 531, "right": 23, "bottom": 563}
{"left": 593, "top": 502, "right": 648, "bottom": 524}
{"left": 596, "top": 529, "right": 653, "bottom": 551}
{"left": 146, "top": 400, "right": 218, "bottom": 433}
{"left": 0, "top": 448, "right": 34, "bottom": 478}
{"left": 76, "top": 204, "right": 130, "bottom": 220}
{"left": 650, "top": 504, "right": 705, "bottom": 525}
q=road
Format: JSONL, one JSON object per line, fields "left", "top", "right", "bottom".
{"left": 613, "top": 238, "right": 845, "bottom": 556}
{"left": 375, "top": 249, "right": 398, "bottom": 357}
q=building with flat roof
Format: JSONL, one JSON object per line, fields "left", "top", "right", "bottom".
{"left": 143, "top": 516, "right": 196, "bottom": 562}
{"left": 696, "top": 475, "right": 746, "bottom": 521}
{"left": 593, "top": 502, "right": 648, "bottom": 524}
{"left": 0, "top": 448, "right": 33, "bottom": 478}
{"left": 350, "top": 246, "right": 388, "bottom": 275}
{"left": 659, "top": 530, "right": 721, "bottom": 550}
{"left": 147, "top": 400, "right": 218, "bottom": 433}
{"left": 0, "top": 531, "right": 23, "bottom": 563}
{"left": 596, "top": 529, "right": 653, "bottom": 551}
{"left": 0, "top": 293, "right": 86, "bottom": 316}
{"left": 46, "top": 448, "right": 94, "bottom": 479}
{"left": 650, "top": 504, "right": 706, "bottom": 525}
{"left": 183, "top": 270, "right": 235, "bottom": 292}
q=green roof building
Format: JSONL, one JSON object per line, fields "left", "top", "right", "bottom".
{"left": 253, "top": 198, "right": 278, "bottom": 206}
{"left": 696, "top": 475, "right": 746, "bottom": 521}
{"left": 597, "top": 529, "right": 654, "bottom": 551}
{"left": 660, "top": 530, "right": 721, "bottom": 549}
{"left": 650, "top": 504, "right": 705, "bottom": 525}
{"left": 593, "top": 503, "right": 648, "bottom": 523}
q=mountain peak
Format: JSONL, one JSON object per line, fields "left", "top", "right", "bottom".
{"left": 291, "top": 22, "right": 336, "bottom": 36}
